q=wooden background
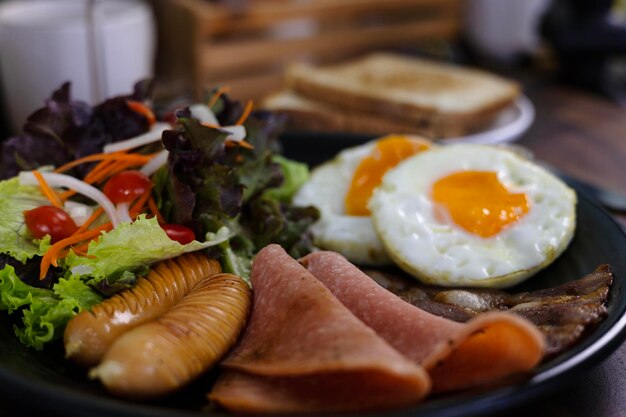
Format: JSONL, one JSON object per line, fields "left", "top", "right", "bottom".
{"left": 510, "top": 82, "right": 626, "bottom": 417}
{"left": 152, "top": 0, "right": 464, "bottom": 100}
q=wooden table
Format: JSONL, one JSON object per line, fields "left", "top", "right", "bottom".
{"left": 521, "top": 86, "right": 626, "bottom": 228}
{"left": 1, "top": 83, "right": 625, "bottom": 417}
{"left": 507, "top": 84, "right": 626, "bottom": 417}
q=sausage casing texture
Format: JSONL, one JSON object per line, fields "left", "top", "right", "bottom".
{"left": 90, "top": 273, "right": 252, "bottom": 399}
{"left": 64, "top": 253, "right": 221, "bottom": 367}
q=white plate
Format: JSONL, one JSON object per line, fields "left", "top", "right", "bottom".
{"left": 444, "top": 95, "right": 535, "bottom": 145}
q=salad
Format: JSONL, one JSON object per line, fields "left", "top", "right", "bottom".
{"left": 0, "top": 82, "right": 318, "bottom": 350}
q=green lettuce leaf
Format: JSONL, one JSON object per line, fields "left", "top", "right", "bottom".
{"left": 0, "top": 264, "right": 52, "bottom": 313}
{"left": 0, "top": 177, "right": 50, "bottom": 263}
{"left": 64, "top": 215, "right": 231, "bottom": 289}
{"left": 0, "top": 264, "right": 102, "bottom": 350}
{"left": 161, "top": 112, "right": 319, "bottom": 281}
{"left": 218, "top": 240, "right": 252, "bottom": 282}
{"left": 264, "top": 155, "right": 310, "bottom": 203}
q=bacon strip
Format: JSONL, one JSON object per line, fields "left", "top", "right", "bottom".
{"left": 366, "top": 264, "right": 613, "bottom": 358}
{"left": 209, "top": 244, "right": 430, "bottom": 412}
{"left": 300, "top": 251, "right": 545, "bottom": 393}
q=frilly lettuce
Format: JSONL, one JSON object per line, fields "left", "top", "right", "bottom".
{"left": 64, "top": 215, "right": 231, "bottom": 292}
{"left": 0, "top": 264, "right": 102, "bottom": 350}
{"left": 159, "top": 114, "right": 319, "bottom": 280}
{"left": 263, "top": 155, "right": 309, "bottom": 203}
{"left": 0, "top": 214, "right": 229, "bottom": 349}
{"left": 1, "top": 81, "right": 153, "bottom": 179}
{"left": 0, "top": 177, "right": 50, "bottom": 263}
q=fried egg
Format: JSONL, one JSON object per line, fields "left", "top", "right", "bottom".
{"left": 370, "top": 144, "right": 576, "bottom": 288}
{"left": 293, "top": 135, "right": 432, "bottom": 265}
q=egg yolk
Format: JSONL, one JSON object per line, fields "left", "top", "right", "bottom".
{"left": 432, "top": 171, "right": 529, "bottom": 238}
{"left": 346, "top": 136, "right": 430, "bottom": 216}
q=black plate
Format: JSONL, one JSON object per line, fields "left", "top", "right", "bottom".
{"left": 1, "top": 133, "right": 626, "bottom": 417}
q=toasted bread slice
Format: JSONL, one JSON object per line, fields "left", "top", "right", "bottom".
{"left": 286, "top": 53, "right": 520, "bottom": 137}
{"left": 262, "top": 90, "right": 434, "bottom": 136}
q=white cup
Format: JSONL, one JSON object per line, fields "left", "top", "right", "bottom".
{"left": 465, "top": 0, "right": 550, "bottom": 62}
{"left": 0, "top": 0, "right": 156, "bottom": 132}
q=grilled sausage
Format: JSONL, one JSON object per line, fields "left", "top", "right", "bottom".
{"left": 64, "top": 253, "right": 221, "bottom": 367}
{"left": 89, "top": 273, "right": 252, "bottom": 399}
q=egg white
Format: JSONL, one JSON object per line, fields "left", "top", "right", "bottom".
{"left": 370, "top": 144, "right": 577, "bottom": 288}
{"left": 293, "top": 140, "right": 392, "bottom": 265}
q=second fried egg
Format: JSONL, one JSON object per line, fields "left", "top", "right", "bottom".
{"left": 370, "top": 144, "right": 577, "bottom": 288}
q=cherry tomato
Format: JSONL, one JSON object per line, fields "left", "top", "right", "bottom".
{"left": 24, "top": 206, "right": 78, "bottom": 243}
{"left": 161, "top": 224, "right": 196, "bottom": 245}
{"left": 103, "top": 170, "right": 152, "bottom": 204}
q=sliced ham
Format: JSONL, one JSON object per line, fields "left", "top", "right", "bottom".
{"left": 211, "top": 369, "right": 428, "bottom": 413}
{"left": 300, "top": 251, "right": 545, "bottom": 393}
{"left": 209, "top": 244, "right": 430, "bottom": 413}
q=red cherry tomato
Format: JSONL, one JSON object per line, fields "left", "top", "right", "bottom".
{"left": 161, "top": 224, "right": 196, "bottom": 245}
{"left": 24, "top": 206, "right": 78, "bottom": 243}
{"left": 103, "top": 170, "right": 152, "bottom": 204}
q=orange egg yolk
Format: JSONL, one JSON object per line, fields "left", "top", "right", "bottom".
{"left": 432, "top": 171, "right": 529, "bottom": 238}
{"left": 345, "top": 136, "right": 430, "bottom": 216}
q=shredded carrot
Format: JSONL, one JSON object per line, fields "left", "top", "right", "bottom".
{"left": 71, "top": 238, "right": 103, "bottom": 255}
{"left": 59, "top": 156, "right": 155, "bottom": 199}
{"left": 238, "top": 140, "right": 254, "bottom": 150}
{"left": 59, "top": 159, "right": 133, "bottom": 200}
{"left": 130, "top": 190, "right": 152, "bottom": 218}
{"left": 201, "top": 121, "right": 254, "bottom": 150}
{"left": 71, "top": 243, "right": 89, "bottom": 254}
{"left": 54, "top": 152, "right": 152, "bottom": 174}
{"left": 40, "top": 223, "right": 112, "bottom": 279}
{"left": 58, "top": 159, "right": 118, "bottom": 199}
{"left": 59, "top": 190, "right": 76, "bottom": 201}
{"left": 105, "top": 160, "right": 147, "bottom": 180}
{"left": 148, "top": 196, "right": 165, "bottom": 224}
{"left": 58, "top": 190, "right": 73, "bottom": 200}
{"left": 235, "top": 100, "right": 253, "bottom": 125}
{"left": 90, "top": 159, "right": 139, "bottom": 184}
{"left": 58, "top": 246, "right": 95, "bottom": 259}
{"left": 58, "top": 190, "right": 74, "bottom": 201}
{"left": 127, "top": 100, "right": 156, "bottom": 126}
{"left": 83, "top": 159, "right": 117, "bottom": 183}
{"left": 75, "top": 207, "right": 105, "bottom": 235}
{"left": 225, "top": 139, "right": 254, "bottom": 150}
{"left": 69, "top": 246, "right": 96, "bottom": 259}
{"left": 32, "top": 171, "right": 63, "bottom": 208}
{"left": 207, "top": 85, "right": 231, "bottom": 108}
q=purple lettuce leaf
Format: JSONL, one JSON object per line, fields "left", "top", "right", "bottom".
{"left": 1, "top": 80, "right": 153, "bottom": 179}
{"left": 157, "top": 99, "right": 318, "bottom": 269}
{"left": 0, "top": 253, "right": 60, "bottom": 289}
{"left": 161, "top": 116, "right": 240, "bottom": 231}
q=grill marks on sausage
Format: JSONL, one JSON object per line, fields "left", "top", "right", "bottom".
{"left": 92, "top": 273, "right": 251, "bottom": 399}
{"left": 64, "top": 253, "right": 221, "bottom": 367}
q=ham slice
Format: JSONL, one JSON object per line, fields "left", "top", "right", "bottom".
{"left": 300, "top": 251, "right": 545, "bottom": 393}
{"left": 211, "top": 369, "right": 427, "bottom": 413}
{"left": 209, "top": 244, "right": 430, "bottom": 413}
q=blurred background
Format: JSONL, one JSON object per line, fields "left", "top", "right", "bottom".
{"left": 0, "top": 0, "right": 625, "bottom": 136}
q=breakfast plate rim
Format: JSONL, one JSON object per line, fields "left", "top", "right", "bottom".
{"left": 443, "top": 95, "right": 535, "bottom": 145}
